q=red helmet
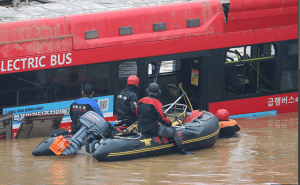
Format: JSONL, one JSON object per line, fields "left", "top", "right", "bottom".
{"left": 215, "top": 109, "right": 229, "bottom": 121}
{"left": 127, "top": 75, "right": 139, "bottom": 87}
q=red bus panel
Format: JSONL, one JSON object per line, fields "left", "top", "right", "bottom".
{"left": 225, "top": 0, "right": 298, "bottom": 32}
{"left": 68, "top": 0, "right": 225, "bottom": 50}
{"left": 209, "top": 92, "right": 298, "bottom": 116}
{"left": 0, "top": 17, "right": 72, "bottom": 59}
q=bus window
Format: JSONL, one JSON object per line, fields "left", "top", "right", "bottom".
{"left": 91, "top": 80, "right": 111, "bottom": 97}
{"left": 224, "top": 44, "right": 276, "bottom": 98}
{"left": 89, "top": 63, "right": 111, "bottom": 97}
{"left": 281, "top": 42, "right": 298, "bottom": 91}
{"left": 116, "top": 61, "right": 138, "bottom": 95}
{"left": 146, "top": 59, "right": 183, "bottom": 106}
{"left": 19, "top": 87, "right": 48, "bottom": 105}
{"left": 0, "top": 90, "right": 17, "bottom": 108}
{"left": 281, "top": 70, "right": 298, "bottom": 91}
{"left": 148, "top": 60, "right": 180, "bottom": 75}
{"left": 288, "top": 43, "right": 298, "bottom": 56}
{"left": 37, "top": 71, "right": 48, "bottom": 86}
{"left": 51, "top": 66, "right": 88, "bottom": 101}
{"left": 0, "top": 70, "right": 50, "bottom": 108}
{"left": 94, "top": 64, "right": 110, "bottom": 80}
{"left": 225, "top": 46, "right": 251, "bottom": 63}
{"left": 119, "top": 61, "right": 137, "bottom": 78}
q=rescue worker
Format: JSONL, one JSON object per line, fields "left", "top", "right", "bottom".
{"left": 215, "top": 109, "right": 241, "bottom": 138}
{"left": 215, "top": 109, "right": 230, "bottom": 122}
{"left": 116, "top": 75, "right": 139, "bottom": 127}
{"left": 70, "top": 84, "right": 104, "bottom": 135}
{"left": 136, "top": 83, "right": 194, "bottom": 155}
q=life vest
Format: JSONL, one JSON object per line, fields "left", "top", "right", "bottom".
{"left": 219, "top": 119, "right": 241, "bottom": 129}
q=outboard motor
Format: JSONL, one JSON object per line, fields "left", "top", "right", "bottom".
{"left": 50, "top": 111, "right": 109, "bottom": 156}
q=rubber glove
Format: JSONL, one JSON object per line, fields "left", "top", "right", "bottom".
{"left": 109, "top": 121, "right": 115, "bottom": 126}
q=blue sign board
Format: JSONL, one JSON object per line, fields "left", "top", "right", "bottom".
{"left": 3, "top": 95, "right": 114, "bottom": 130}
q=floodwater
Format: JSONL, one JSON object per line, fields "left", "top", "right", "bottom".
{"left": 0, "top": 112, "right": 297, "bottom": 185}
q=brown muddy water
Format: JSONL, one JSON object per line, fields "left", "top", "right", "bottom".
{"left": 0, "top": 112, "right": 297, "bottom": 185}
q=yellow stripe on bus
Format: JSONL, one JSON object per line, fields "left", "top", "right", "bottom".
{"left": 224, "top": 56, "right": 274, "bottom": 64}
{"left": 107, "top": 127, "right": 220, "bottom": 157}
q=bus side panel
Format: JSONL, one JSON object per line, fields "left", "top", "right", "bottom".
{"left": 0, "top": 17, "right": 72, "bottom": 59}
{"left": 67, "top": 24, "right": 297, "bottom": 71}
{"left": 209, "top": 92, "right": 298, "bottom": 116}
{"left": 225, "top": 0, "right": 298, "bottom": 33}
{"left": 0, "top": 23, "right": 296, "bottom": 76}
{"left": 68, "top": 0, "right": 225, "bottom": 50}
{"left": 207, "top": 48, "right": 227, "bottom": 104}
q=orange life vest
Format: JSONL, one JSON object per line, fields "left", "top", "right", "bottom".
{"left": 219, "top": 119, "right": 241, "bottom": 129}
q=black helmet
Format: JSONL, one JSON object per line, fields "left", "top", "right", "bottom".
{"left": 146, "top": 83, "right": 161, "bottom": 96}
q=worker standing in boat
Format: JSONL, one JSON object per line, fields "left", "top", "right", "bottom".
{"left": 136, "top": 83, "right": 194, "bottom": 155}
{"left": 70, "top": 84, "right": 104, "bottom": 135}
{"left": 116, "top": 75, "right": 139, "bottom": 127}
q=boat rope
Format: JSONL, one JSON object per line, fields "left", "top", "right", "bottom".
{"left": 113, "top": 132, "right": 142, "bottom": 140}
{"left": 112, "top": 111, "right": 216, "bottom": 138}
{"left": 193, "top": 111, "right": 214, "bottom": 123}
{"left": 179, "top": 82, "right": 193, "bottom": 112}
{"left": 173, "top": 111, "right": 214, "bottom": 130}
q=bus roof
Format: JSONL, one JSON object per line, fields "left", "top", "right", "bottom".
{"left": 0, "top": 0, "right": 297, "bottom": 75}
{"left": 0, "top": 0, "right": 229, "bottom": 23}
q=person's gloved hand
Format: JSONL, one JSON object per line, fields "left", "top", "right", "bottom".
{"left": 109, "top": 121, "right": 115, "bottom": 126}
{"left": 174, "top": 115, "right": 178, "bottom": 121}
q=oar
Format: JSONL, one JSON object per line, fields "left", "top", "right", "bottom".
{"left": 112, "top": 119, "right": 129, "bottom": 126}
{"left": 164, "top": 92, "right": 187, "bottom": 113}
{"left": 114, "top": 120, "right": 127, "bottom": 124}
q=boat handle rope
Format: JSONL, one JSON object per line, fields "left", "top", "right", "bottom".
{"left": 113, "top": 111, "right": 214, "bottom": 137}
{"left": 174, "top": 111, "right": 214, "bottom": 130}
{"left": 113, "top": 132, "right": 142, "bottom": 140}
{"left": 193, "top": 111, "right": 214, "bottom": 124}
{"left": 179, "top": 82, "right": 193, "bottom": 112}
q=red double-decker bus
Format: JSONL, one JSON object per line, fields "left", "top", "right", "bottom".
{"left": 0, "top": 0, "right": 298, "bottom": 136}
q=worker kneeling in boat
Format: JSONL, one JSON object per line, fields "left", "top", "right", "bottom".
{"left": 70, "top": 84, "right": 105, "bottom": 135}
{"left": 116, "top": 75, "right": 139, "bottom": 127}
{"left": 136, "top": 83, "right": 194, "bottom": 155}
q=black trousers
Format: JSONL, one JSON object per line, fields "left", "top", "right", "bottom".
{"left": 158, "top": 125, "right": 183, "bottom": 149}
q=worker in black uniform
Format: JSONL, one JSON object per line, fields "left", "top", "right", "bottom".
{"left": 136, "top": 83, "right": 194, "bottom": 155}
{"left": 70, "top": 84, "right": 104, "bottom": 135}
{"left": 116, "top": 75, "right": 139, "bottom": 127}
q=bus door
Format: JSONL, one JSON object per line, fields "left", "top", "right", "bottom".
{"left": 179, "top": 57, "right": 209, "bottom": 111}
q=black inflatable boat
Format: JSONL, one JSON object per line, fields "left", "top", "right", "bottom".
{"left": 32, "top": 104, "right": 219, "bottom": 161}
{"left": 92, "top": 110, "right": 219, "bottom": 161}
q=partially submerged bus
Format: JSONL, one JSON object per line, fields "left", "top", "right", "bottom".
{"left": 0, "top": 0, "right": 298, "bottom": 138}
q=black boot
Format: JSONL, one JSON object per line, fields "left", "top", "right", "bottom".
{"left": 178, "top": 145, "right": 194, "bottom": 155}
{"left": 179, "top": 149, "right": 194, "bottom": 155}
{"left": 170, "top": 130, "right": 195, "bottom": 155}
